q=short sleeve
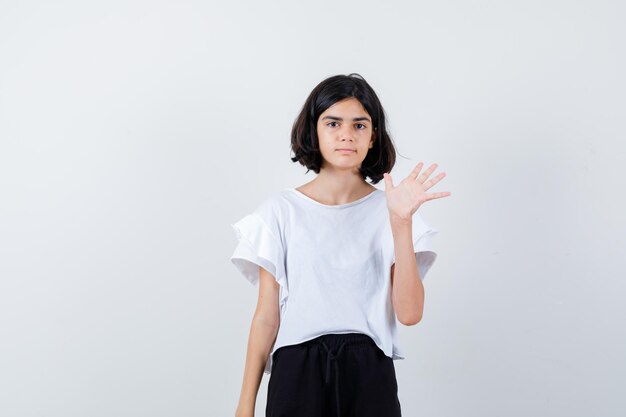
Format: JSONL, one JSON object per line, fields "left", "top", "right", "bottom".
{"left": 229, "top": 212, "right": 289, "bottom": 310}
{"left": 391, "top": 212, "right": 439, "bottom": 281}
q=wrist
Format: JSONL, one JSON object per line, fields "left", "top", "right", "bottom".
{"left": 389, "top": 212, "right": 412, "bottom": 227}
{"left": 235, "top": 402, "right": 255, "bottom": 417}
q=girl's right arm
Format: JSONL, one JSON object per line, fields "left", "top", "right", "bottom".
{"left": 235, "top": 267, "right": 281, "bottom": 417}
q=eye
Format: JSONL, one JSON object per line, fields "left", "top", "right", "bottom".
{"left": 355, "top": 123, "right": 367, "bottom": 129}
{"left": 327, "top": 121, "right": 339, "bottom": 127}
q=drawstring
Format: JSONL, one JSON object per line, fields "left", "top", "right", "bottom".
{"left": 320, "top": 339, "right": 348, "bottom": 416}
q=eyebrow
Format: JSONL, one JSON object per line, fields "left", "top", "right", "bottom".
{"left": 321, "top": 115, "right": 371, "bottom": 123}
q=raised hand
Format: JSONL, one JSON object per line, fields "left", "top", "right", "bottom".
{"left": 382, "top": 162, "right": 451, "bottom": 222}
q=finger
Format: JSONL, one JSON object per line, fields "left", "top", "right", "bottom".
{"left": 422, "top": 172, "right": 446, "bottom": 191}
{"left": 409, "top": 162, "right": 424, "bottom": 180}
{"left": 417, "top": 163, "right": 438, "bottom": 183}
{"left": 425, "top": 191, "right": 452, "bottom": 201}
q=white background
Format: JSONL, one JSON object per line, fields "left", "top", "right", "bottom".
{"left": 1, "top": 1, "right": 624, "bottom": 416}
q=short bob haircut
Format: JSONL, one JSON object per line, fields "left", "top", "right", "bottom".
{"left": 290, "top": 73, "right": 396, "bottom": 184}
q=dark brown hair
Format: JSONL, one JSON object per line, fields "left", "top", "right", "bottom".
{"left": 290, "top": 73, "right": 396, "bottom": 184}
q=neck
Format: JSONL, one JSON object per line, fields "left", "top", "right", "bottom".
{"left": 301, "top": 168, "right": 375, "bottom": 205}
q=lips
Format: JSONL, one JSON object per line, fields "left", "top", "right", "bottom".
{"left": 336, "top": 149, "right": 356, "bottom": 151}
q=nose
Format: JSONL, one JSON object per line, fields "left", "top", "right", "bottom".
{"left": 338, "top": 125, "right": 355, "bottom": 141}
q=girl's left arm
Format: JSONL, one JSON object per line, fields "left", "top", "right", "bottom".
{"left": 390, "top": 217, "right": 423, "bottom": 326}
{"left": 383, "top": 162, "right": 451, "bottom": 325}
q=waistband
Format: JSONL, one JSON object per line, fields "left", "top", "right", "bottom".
{"left": 299, "top": 332, "right": 375, "bottom": 350}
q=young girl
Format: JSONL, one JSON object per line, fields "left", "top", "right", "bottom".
{"left": 230, "top": 73, "right": 450, "bottom": 417}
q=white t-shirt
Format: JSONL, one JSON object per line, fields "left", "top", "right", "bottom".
{"left": 230, "top": 187, "right": 439, "bottom": 375}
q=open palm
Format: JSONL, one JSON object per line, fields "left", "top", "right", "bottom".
{"left": 383, "top": 162, "right": 451, "bottom": 221}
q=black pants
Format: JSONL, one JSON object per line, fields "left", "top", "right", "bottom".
{"left": 266, "top": 332, "right": 402, "bottom": 417}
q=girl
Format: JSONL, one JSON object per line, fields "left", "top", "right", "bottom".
{"left": 230, "top": 73, "right": 450, "bottom": 417}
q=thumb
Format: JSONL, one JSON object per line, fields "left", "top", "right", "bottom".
{"left": 383, "top": 172, "right": 393, "bottom": 191}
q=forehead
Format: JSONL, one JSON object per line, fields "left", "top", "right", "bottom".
{"left": 321, "top": 97, "right": 369, "bottom": 116}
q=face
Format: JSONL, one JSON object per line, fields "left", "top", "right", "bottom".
{"left": 316, "top": 97, "right": 375, "bottom": 171}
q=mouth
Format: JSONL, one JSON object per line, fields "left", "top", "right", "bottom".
{"left": 336, "top": 149, "right": 356, "bottom": 153}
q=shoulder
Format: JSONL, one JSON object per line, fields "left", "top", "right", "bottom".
{"left": 412, "top": 209, "right": 436, "bottom": 229}
{"left": 243, "top": 190, "right": 292, "bottom": 234}
{"left": 410, "top": 209, "right": 440, "bottom": 245}
{"left": 252, "top": 189, "right": 289, "bottom": 217}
